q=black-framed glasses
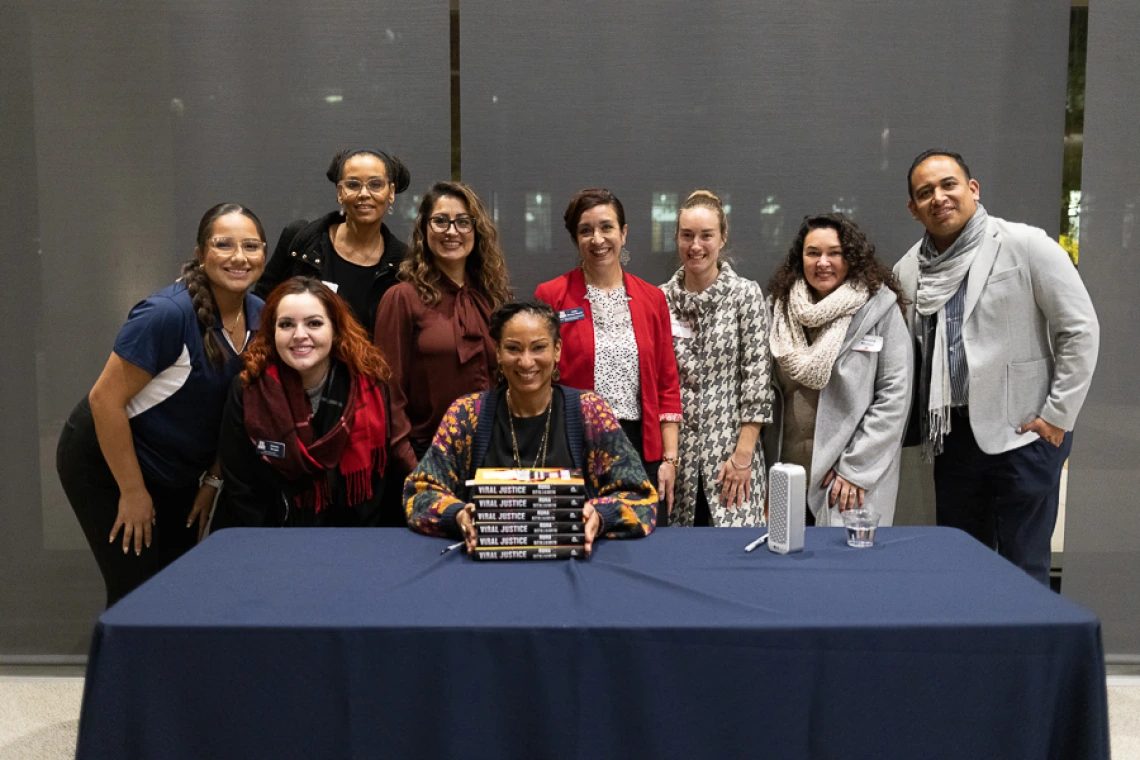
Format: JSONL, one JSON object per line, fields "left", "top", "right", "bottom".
{"left": 429, "top": 215, "right": 474, "bottom": 234}
{"left": 338, "top": 178, "right": 390, "bottom": 196}
{"left": 210, "top": 238, "right": 265, "bottom": 255}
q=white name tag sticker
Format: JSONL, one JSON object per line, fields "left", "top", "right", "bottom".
{"left": 855, "top": 335, "right": 883, "bottom": 353}
{"left": 321, "top": 280, "right": 340, "bottom": 293}
{"left": 670, "top": 316, "right": 693, "bottom": 339}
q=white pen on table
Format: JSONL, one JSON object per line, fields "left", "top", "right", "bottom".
{"left": 744, "top": 533, "right": 769, "bottom": 552}
{"left": 440, "top": 542, "right": 464, "bottom": 555}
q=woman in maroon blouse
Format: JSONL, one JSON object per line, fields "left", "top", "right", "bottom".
{"left": 374, "top": 181, "right": 511, "bottom": 479}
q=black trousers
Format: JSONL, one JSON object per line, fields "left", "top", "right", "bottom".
{"left": 56, "top": 397, "right": 200, "bottom": 608}
{"left": 934, "top": 410, "right": 1071, "bottom": 587}
{"left": 694, "top": 476, "right": 712, "bottom": 527}
{"left": 619, "top": 420, "right": 664, "bottom": 527}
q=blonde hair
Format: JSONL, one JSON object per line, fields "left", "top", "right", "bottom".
{"left": 675, "top": 190, "right": 727, "bottom": 240}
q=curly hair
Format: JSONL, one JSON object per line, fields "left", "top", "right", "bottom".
{"left": 768, "top": 213, "right": 905, "bottom": 310}
{"left": 182, "top": 203, "right": 266, "bottom": 369}
{"left": 241, "top": 277, "right": 390, "bottom": 385}
{"left": 400, "top": 182, "right": 511, "bottom": 309}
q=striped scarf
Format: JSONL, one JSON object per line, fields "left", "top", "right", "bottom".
{"left": 915, "top": 204, "right": 989, "bottom": 460}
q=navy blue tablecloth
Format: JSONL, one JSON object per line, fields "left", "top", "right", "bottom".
{"left": 76, "top": 527, "right": 1109, "bottom": 759}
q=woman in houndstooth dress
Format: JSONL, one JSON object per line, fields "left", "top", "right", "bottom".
{"left": 661, "top": 191, "right": 773, "bottom": 527}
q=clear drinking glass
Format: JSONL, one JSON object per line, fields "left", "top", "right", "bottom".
{"left": 842, "top": 508, "right": 881, "bottom": 548}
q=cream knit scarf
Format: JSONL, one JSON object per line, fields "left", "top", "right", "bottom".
{"left": 770, "top": 279, "right": 868, "bottom": 390}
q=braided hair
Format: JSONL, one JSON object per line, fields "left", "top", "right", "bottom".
{"left": 181, "top": 203, "right": 267, "bottom": 368}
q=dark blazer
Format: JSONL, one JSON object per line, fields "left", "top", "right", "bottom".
{"left": 255, "top": 210, "right": 408, "bottom": 337}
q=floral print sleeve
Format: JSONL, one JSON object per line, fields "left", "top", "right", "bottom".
{"left": 404, "top": 394, "right": 480, "bottom": 538}
{"left": 580, "top": 392, "right": 658, "bottom": 537}
{"left": 405, "top": 390, "right": 656, "bottom": 541}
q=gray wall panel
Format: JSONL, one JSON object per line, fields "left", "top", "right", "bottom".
{"left": 461, "top": 0, "right": 1069, "bottom": 533}
{"left": 461, "top": 0, "right": 1068, "bottom": 295}
{"left": 1061, "top": 0, "right": 1140, "bottom": 656}
{"left": 1, "top": 0, "right": 450, "bottom": 656}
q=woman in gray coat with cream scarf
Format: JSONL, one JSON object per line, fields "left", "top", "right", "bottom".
{"left": 767, "top": 213, "right": 911, "bottom": 526}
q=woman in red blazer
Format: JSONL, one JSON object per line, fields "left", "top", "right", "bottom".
{"left": 535, "top": 188, "right": 682, "bottom": 522}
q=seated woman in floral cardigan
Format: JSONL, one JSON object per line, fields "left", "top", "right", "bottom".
{"left": 404, "top": 299, "right": 658, "bottom": 553}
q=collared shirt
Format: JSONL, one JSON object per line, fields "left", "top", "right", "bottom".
{"left": 943, "top": 278, "right": 969, "bottom": 406}
{"left": 585, "top": 284, "right": 641, "bottom": 420}
{"left": 114, "top": 282, "right": 264, "bottom": 488}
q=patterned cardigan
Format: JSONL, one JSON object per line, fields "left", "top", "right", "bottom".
{"left": 404, "top": 387, "right": 658, "bottom": 539}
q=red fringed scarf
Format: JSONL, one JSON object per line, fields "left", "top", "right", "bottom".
{"left": 243, "top": 362, "right": 387, "bottom": 514}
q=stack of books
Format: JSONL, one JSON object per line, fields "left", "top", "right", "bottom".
{"left": 467, "top": 468, "right": 589, "bottom": 561}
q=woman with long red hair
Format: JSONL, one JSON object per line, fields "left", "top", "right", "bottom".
{"left": 211, "top": 277, "right": 393, "bottom": 528}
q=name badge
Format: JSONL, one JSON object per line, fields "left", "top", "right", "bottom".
{"left": 256, "top": 440, "right": 287, "bottom": 459}
{"left": 321, "top": 280, "right": 339, "bottom": 294}
{"left": 670, "top": 316, "right": 693, "bottom": 339}
{"left": 855, "top": 335, "right": 884, "bottom": 353}
{"left": 559, "top": 307, "right": 586, "bottom": 323}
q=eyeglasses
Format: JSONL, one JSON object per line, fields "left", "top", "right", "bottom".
{"left": 428, "top": 215, "right": 474, "bottom": 234}
{"left": 338, "top": 178, "right": 390, "bottom": 196}
{"left": 210, "top": 238, "right": 265, "bottom": 255}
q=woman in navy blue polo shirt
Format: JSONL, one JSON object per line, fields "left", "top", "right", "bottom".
{"left": 57, "top": 203, "right": 267, "bottom": 608}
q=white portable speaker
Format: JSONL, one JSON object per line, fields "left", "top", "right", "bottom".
{"left": 767, "top": 463, "right": 806, "bottom": 554}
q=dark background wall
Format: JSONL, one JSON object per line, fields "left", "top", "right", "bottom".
{"left": 0, "top": 0, "right": 450, "bottom": 657}
{"left": 7, "top": 0, "right": 1129, "bottom": 658}
{"left": 1060, "top": 0, "right": 1140, "bottom": 658}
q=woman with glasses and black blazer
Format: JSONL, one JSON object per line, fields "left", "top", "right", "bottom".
{"left": 256, "top": 149, "right": 411, "bottom": 339}
{"left": 373, "top": 181, "right": 511, "bottom": 481}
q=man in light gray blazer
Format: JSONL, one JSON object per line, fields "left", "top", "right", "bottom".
{"left": 894, "top": 149, "right": 1099, "bottom": 585}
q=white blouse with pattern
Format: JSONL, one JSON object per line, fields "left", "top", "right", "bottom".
{"left": 586, "top": 284, "right": 641, "bottom": 420}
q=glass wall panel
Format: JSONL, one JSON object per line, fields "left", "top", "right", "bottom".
{"left": 1060, "top": 0, "right": 1140, "bottom": 657}
{"left": 0, "top": 0, "right": 450, "bottom": 656}
{"left": 461, "top": 0, "right": 1069, "bottom": 295}
{"left": 460, "top": 0, "right": 1070, "bottom": 530}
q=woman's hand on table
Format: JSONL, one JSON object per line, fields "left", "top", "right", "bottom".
{"left": 456, "top": 503, "right": 478, "bottom": 553}
{"left": 582, "top": 504, "right": 603, "bottom": 555}
{"left": 822, "top": 469, "right": 865, "bottom": 512}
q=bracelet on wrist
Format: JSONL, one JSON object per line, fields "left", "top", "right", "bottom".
{"left": 728, "top": 455, "right": 751, "bottom": 470}
{"left": 660, "top": 456, "right": 680, "bottom": 468}
{"left": 199, "top": 472, "right": 224, "bottom": 490}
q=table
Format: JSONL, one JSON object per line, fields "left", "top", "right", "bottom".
{"left": 75, "top": 527, "right": 1109, "bottom": 759}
